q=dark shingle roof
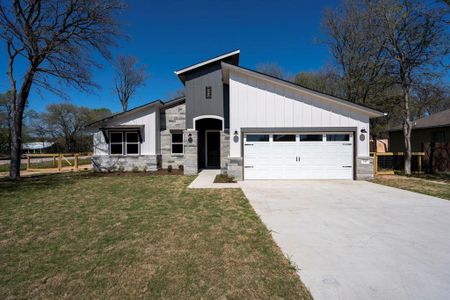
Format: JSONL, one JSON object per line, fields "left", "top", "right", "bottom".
{"left": 389, "top": 109, "right": 450, "bottom": 131}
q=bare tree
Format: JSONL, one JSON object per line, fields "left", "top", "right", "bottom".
{"left": 322, "top": 0, "right": 390, "bottom": 106}
{"left": 255, "top": 62, "right": 286, "bottom": 79}
{"left": 114, "top": 55, "right": 148, "bottom": 112}
{"left": 371, "top": 0, "right": 449, "bottom": 174}
{"left": 294, "top": 67, "right": 346, "bottom": 98}
{"left": 0, "top": 0, "right": 123, "bottom": 179}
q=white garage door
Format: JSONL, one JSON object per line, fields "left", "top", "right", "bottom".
{"left": 244, "top": 133, "right": 353, "bottom": 180}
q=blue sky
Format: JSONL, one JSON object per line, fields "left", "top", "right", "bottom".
{"left": 1, "top": 0, "right": 343, "bottom": 113}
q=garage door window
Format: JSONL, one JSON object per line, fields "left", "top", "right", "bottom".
{"left": 246, "top": 134, "right": 269, "bottom": 142}
{"left": 273, "top": 134, "right": 296, "bottom": 142}
{"left": 300, "top": 134, "right": 323, "bottom": 142}
{"left": 326, "top": 134, "right": 350, "bottom": 141}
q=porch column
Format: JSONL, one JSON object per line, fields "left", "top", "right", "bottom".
{"left": 183, "top": 129, "right": 198, "bottom": 175}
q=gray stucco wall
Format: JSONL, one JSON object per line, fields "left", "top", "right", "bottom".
{"left": 185, "top": 64, "right": 229, "bottom": 129}
{"left": 160, "top": 103, "right": 186, "bottom": 169}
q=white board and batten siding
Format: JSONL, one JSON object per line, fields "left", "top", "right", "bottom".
{"left": 228, "top": 71, "right": 374, "bottom": 180}
{"left": 93, "top": 106, "right": 160, "bottom": 156}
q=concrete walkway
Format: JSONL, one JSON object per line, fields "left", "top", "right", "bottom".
{"left": 239, "top": 180, "right": 450, "bottom": 300}
{"left": 188, "top": 169, "right": 240, "bottom": 189}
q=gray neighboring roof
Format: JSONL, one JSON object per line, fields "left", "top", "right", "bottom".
{"left": 389, "top": 109, "right": 450, "bottom": 132}
{"left": 174, "top": 49, "right": 240, "bottom": 75}
{"left": 221, "top": 62, "right": 385, "bottom": 118}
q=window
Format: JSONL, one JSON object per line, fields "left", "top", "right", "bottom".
{"left": 126, "top": 132, "right": 139, "bottom": 155}
{"left": 246, "top": 134, "right": 269, "bottom": 142}
{"left": 326, "top": 134, "right": 350, "bottom": 142}
{"left": 109, "top": 131, "right": 140, "bottom": 155}
{"left": 171, "top": 131, "right": 183, "bottom": 154}
{"left": 273, "top": 134, "right": 296, "bottom": 142}
{"left": 300, "top": 134, "right": 323, "bottom": 142}
{"left": 109, "top": 132, "right": 123, "bottom": 154}
{"left": 205, "top": 86, "right": 212, "bottom": 99}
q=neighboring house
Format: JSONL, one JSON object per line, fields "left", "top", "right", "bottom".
{"left": 22, "top": 142, "right": 54, "bottom": 154}
{"left": 87, "top": 50, "right": 384, "bottom": 180}
{"left": 389, "top": 109, "right": 450, "bottom": 152}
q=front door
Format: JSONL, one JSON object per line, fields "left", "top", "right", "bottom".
{"left": 206, "top": 131, "right": 220, "bottom": 168}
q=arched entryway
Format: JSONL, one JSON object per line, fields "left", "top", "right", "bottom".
{"left": 194, "top": 116, "right": 223, "bottom": 169}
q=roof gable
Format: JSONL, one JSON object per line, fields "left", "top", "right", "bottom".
{"left": 221, "top": 62, "right": 384, "bottom": 118}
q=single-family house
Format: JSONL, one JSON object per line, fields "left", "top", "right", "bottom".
{"left": 87, "top": 50, "right": 384, "bottom": 180}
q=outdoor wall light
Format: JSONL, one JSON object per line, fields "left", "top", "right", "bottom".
{"left": 188, "top": 133, "right": 193, "bottom": 143}
{"left": 361, "top": 128, "right": 367, "bottom": 134}
{"left": 233, "top": 130, "right": 239, "bottom": 143}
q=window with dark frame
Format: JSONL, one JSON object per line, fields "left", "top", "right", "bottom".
{"left": 171, "top": 131, "right": 183, "bottom": 154}
{"left": 300, "top": 134, "right": 323, "bottom": 142}
{"left": 109, "top": 131, "right": 140, "bottom": 155}
{"left": 205, "top": 86, "right": 212, "bottom": 99}
{"left": 126, "top": 132, "right": 139, "bottom": 155}
{"left": 326, "top": 134, "right": 350, "bottom": 142}
{"left": 273, "top": 134, "right": 296, "bottom": 142}
{"left": 246, "top": 134, "right": 270, "bottom": 142}
{"left": 109, "top": 132, "right": 123, "bottom": 154}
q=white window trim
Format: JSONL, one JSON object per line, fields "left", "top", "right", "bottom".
{"left": 109, "top": 131, "right": 124, "bottom": 155}
{"left": 171, "top": 131, "right": 184, "bottom": 155}
{"left": 125, "top": 131, "right": 140, "bottom": 156}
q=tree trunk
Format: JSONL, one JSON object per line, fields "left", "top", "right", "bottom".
{"left": 402, "top": 84, "right": 413, "bottom": 175}
{"left": 9, "top": 103, "right": 24, "bottom": 180}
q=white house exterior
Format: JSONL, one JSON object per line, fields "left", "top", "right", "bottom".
{"left": 88, "top": 50, "right": 383, "bottom": 180}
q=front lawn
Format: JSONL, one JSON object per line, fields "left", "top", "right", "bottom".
{"left": 372, "top": 175, "right": 450, "bottom": 200}
{"left": 0, "top": 173, "right": 310, "bottom": 299}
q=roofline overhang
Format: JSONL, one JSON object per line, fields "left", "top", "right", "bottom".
{"left": 85, "top": 100, "right": 164, "bottom": 129}
{"left": 174, "top": 50, "right": 240, "bottom": 76}
{"left": 221, "top": 62, "right": 385, "bottom": 119}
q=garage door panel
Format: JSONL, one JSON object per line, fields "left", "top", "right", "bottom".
{"left": 244, "top": 132, "right": 354, "bottom": 180}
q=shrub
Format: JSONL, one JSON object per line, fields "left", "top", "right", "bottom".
{"left": 168, "top": 165, "right": 173, "bottom": 172}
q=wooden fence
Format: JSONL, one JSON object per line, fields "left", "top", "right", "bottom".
{"left": 371, "top": 152, "right": 425, "bottom": 175}
{"left": 422, "top": 143, "right": 450, "bottom": 174}
{"left": 26, "top": 153, "right": 92, "bottom": 172}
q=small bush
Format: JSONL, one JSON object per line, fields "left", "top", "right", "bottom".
{"left": 178, "top": 164, "right": 184, "bottom": 171}
{"left": 168, "top": 165, "right": 173, "bottom": 172}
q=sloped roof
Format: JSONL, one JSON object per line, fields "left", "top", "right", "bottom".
{"left": 221, "top": 62, "right": 385, "bottom": 118}
{"left": 389, "top": 109, "right": 450, "bottom": 132}
{"left": 23, "top": 142, "right": 54, "bottom": 150}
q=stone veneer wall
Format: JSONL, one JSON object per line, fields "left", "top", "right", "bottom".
{"left": 227, "top": 157, "right": 243, "bottom": 180}
{"left": 160, "top": 103, "right": 186, "bottom": 169}
{"left": 356, "top": 156, "right": 374, "bottom": 180}
{"left": 220, "top": 131, "right": 230, "bottom": 172}
{"left": 92, "top": 155, "right": 160, "bottom": 172}
{"left": 183, "top": 130, "right": 198, "bottom": 175}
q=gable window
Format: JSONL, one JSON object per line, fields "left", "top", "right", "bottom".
{"left": 171, "top": 131, "right": 184, "bottom": 154}
{"left": 109, "top": 132, "right": 123, "bottom": 154}
{"left": 109, "top": 131, "right": 140, "bottom": 155}
{"left": 205, "top": 86, "right": 212, "bottom": 99}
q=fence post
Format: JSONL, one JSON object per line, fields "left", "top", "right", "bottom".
{"left": 418, "top": 154, "right": 422, "bottom": 173}
{"left": 53, "top": 155, "right": 56, "bottom": 168}
{"left": 373, "top": 153, "right": 378, "bottom": 176}
{"left": 27, "top": 155, "right": 30, "bottom": 170}
{"left": 74, "top": 154, "right": 78, "bottom": 170}
{"left": 58, "top": 154, "right": 62, "bottom": 171}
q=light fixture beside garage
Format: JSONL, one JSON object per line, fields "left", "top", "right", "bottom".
{"left": 361, "top": 128, "right": 367, "bottom": 133}
{"left": 233, "top": 130, "right": 239, "bottom": 143}
{"left": 360, "top": 128, "right": 367, "bottom": 141}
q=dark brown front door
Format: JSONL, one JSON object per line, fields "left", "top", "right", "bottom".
{"left": 206, "top": 131, "right": 220, "bottom": 168}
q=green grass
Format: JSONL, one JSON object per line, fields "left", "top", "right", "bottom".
{"left": 0, "top": 173, "right": 310, "bottom": 299}
{"left": 373, "top": 175, "right": 450, "bottom": 200}
{"left": 0, "top": 158, "right": 92, "bottom": 172}
{"left": 214, "top": 174, "right": 237, "bottom": 183}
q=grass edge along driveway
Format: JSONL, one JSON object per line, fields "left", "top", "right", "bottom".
{"left": 0, "top": 172, "right": 311, "bottom": 299}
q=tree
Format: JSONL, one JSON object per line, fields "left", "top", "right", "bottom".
{"left": 371, "top": 0, "right": 449, "bottom": 174}
{"left": 412, "top": 82, "right": 450, "bottom": 119}
{"left": 255, "top": 62, "right": 286, "bottom": 79}
{"left": 322, "top": 0, "right": 390, "bottom": 106}
{"left": 113, "top": 55, "right": 148, "bottom": 112}
{"left": 0, "top": 0, "right": 123, "bottom": 179}
{"left": 0, "top": 92, "right": 12, "bottom": 155}
{"left": 294, "top": 68, "right": 346, "bottom": 98}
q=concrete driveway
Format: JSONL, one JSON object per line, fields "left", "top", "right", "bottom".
{"left": 239, "top": 180, "right": 450, "bottom": 300}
